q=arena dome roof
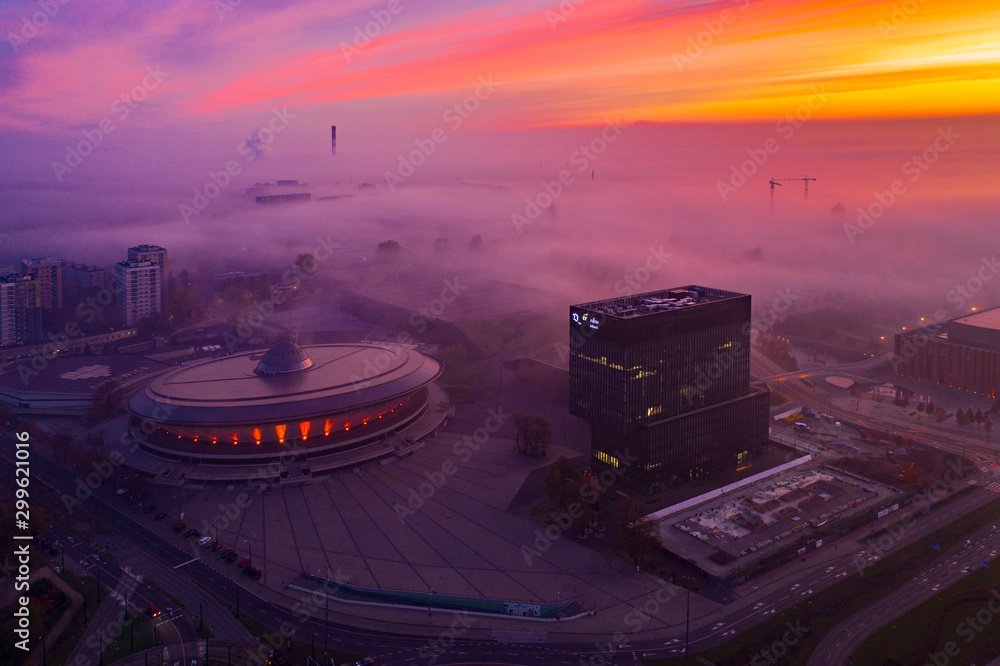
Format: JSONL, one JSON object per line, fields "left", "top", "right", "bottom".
{"left": 254, "top": 341, "right": 314, "bottom": 375}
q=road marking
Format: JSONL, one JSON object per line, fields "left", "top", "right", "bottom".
{"left": 173, "top": 557, "right": 199, "bottom": 569}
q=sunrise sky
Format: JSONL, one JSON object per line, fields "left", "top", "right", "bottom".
{"left": 2, "top": 0, "right": 998, "bottom": 135}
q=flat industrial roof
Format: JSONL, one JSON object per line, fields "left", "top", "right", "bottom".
{"left": 573, "top": 285, "right": 745, "bottom": 320}
{"left": 953, "top": 306, "right": 1000, "bottom": 332}
{"left": 0, "top": 354, "right": 167, "bottom": 395}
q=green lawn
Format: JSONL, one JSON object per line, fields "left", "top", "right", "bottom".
{"left": 854, "top": 548, "right": 1000, "bottom": 663}
{"left": 646, "top": 495, "right": 1000, "bottom": 665}
{"left": 234, "top": 610, "right": 363, "bottom": 665}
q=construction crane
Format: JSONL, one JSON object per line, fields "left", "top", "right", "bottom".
{"left": 769, "top": 176, "right": 817, "bottom": 209}
{"left": 768, "top": 178, "right": 782, "bottom": 210}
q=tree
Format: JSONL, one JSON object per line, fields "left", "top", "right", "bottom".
{"left": 469, "top": 234, "right": 483, "bottom": 251}
{"left": 916, "top": 402, "right": 925, "bottom": 412}
{"left": 526, "top": 416, "right": 552, "bottom": 457}
{"left": 513, "top": 411, "right": 528, "bottom": 454}
{"left": 619, "top": 499, "right": 656, "bottom": 567}
{"left": 976, "top": 408, "right": 984, "bottom": 423}
{"left": 544, "top": 457, "right": 582, "bottom": 513}
{"left": 377, "top": 240, "right": 401, "bottom": 254}
{"left": 956, "top": 409, "right": 969, "bottom": 426}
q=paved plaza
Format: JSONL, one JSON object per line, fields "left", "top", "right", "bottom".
{"left": 148, "top": 402, "right": 709, "bottom": 632}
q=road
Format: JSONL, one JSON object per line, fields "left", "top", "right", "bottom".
{"left": 809, "top": 487, "right": 1000, "bottom": 665}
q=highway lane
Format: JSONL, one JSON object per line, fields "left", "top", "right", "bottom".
{"left": 809, "top": 503, "right": 1000, "bottom": 665}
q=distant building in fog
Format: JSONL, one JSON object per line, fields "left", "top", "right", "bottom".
{"left": 569, "top": 285, "right": 770, "bottom": 494}
{"left": 116, "top": 260, "right": 161, "bottom": 327}
{"left": 21, "top": 257, "right": 62, "bottom": 311}
{"left": 0, "top": 274, "right": 43, "bottom": 346}
{"left": 895, "top": 306, "right": 1000, "bottom": 397}
{"left": 65, "top": 263, "right": 110, "bottom": 290}
{"left": 128, "top": 244, "right": 168, "bottom": 298}
{"left": 256, "top": 193, "right": 311, "bottom": 205}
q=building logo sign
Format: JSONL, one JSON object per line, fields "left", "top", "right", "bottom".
{"left": 572, "top": 311, "right": 600, "bottom": 330}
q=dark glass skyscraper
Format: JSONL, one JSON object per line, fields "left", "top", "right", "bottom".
{"left": 569, "top": 285, "right": 769, "bottom": 493}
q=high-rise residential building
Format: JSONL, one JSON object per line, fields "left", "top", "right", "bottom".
{"left": 115, "top": 260, "right": 162, "bottom": 327}
{"left": 127, "top": 245, "right": 167, "bottom": 297}
{"left": 64, "top": 262, "right": 110, "bottom": 290}
{"left": 569, "top": 285, "right": 770, "bottom": 493}
{"left": 21, "top": 257, "right": 63, "bottom": 311}
{"left": 0, "top": 274, "right": 43, "bottom": 346}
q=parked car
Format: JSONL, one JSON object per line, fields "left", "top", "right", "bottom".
{"left": 147, "top": 605, "right": 160, "bottom": 618}
{"left": 154, "top": 512, "right": 168, "bottom": 521}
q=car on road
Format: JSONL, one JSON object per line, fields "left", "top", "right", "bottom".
{"left": 147, "top": 605, "right": 161, "bottom": 618}
{"left": 116, "top": 489, "right": 127, "bottom": 495}
{"left": 153, "top": 512, "right": 167, "bottom": 521}
{"left": 353, "top": 659, "right": 375, "bottom": 666}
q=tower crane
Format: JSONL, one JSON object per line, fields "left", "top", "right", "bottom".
{"left": 769, "top": 176, "right": 817, "bottom": 209}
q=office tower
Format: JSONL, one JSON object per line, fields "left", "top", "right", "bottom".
{"left": 0, "top": 274, "right": 43, "bottom": 346}
{"left": 331, "top": 125, "right": 336, "bottom": 155}
{"left": 21, "top": 257, "right": 62, "bottom": 311}
{"left": 115, "top": 260, "right": 161, "bottom": 327}
{"left": 569, "top": 286, "right": 770, "bottom": 493}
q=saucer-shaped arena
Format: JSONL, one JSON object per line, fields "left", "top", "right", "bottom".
{"left": 126, "top": 343, "right": 442, "bottom": 464}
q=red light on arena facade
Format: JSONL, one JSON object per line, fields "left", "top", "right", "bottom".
{"left": 231, "top": 432, "right": 239, "bottom": 445}
{"left": 276, "top": 423, "right": 286, "bottom": 443}
{"left": 251, "top": 427, "right": 262, "bottom": 442}
{"left": 324, "top": 419, "right": 333, "bottom": 436}
{"left": 299, "top": 421, "right": 311, "bottom": 440}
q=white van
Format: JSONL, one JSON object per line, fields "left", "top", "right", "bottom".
{"left": 197, "top": 535, "right": 213, "bottom": 547}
